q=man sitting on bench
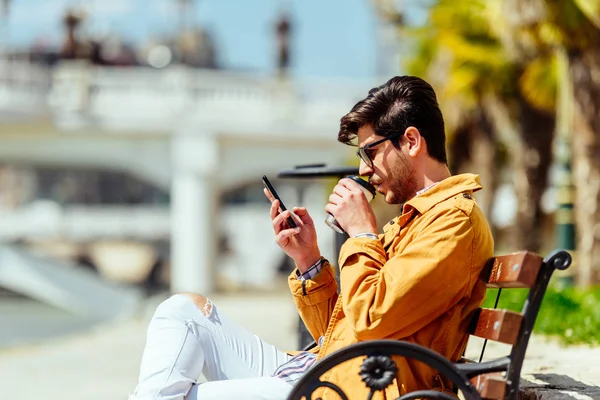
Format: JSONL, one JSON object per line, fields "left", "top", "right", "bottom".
{"left": 129, "top": 76, "right": 495, "bottom": 400}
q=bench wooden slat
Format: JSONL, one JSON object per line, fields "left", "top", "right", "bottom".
{"left": 471, "top": 308, "right": 523, "bottom": 345}
{"left": 471, "top": 373, "right": 506, "bottom": 399}
{"left": 486, "top": 251, "right": 543, "bottom": 288}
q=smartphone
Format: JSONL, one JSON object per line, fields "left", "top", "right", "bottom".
{"left": 262, "top": 175, "right": 297, "bottom": 228}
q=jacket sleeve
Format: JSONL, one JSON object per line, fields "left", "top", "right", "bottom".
{"left": 338, "top": 206, "right": 482, "bottom": 341}
{"left": 288, "top": 259, "right": 338, "bottom": 342}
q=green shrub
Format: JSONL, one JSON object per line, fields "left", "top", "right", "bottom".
{"left": 482, "top": 283, "right": 600, "bottom": 346}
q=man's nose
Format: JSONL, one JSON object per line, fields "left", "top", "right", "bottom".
{"left": 358, "top": 158, "right": 373, "bottom": 176}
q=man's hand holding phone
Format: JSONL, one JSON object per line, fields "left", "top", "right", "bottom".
{"left": 262, "top": 176, "right": 321, "bottom": 272}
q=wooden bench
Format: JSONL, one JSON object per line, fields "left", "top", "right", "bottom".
{"left": 286, "top": 249, "right": 573, "bottom": 400}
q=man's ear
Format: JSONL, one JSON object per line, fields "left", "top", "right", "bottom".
{"left": 403, "top": 126, "right": 423, "bottom": 158}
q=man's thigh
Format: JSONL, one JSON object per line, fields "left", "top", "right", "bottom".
{"left": 187, "top": 377, "right": 292, "bottom": 400}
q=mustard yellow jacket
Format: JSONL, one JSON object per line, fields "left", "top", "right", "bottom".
{"left": 288, "top": 174, "right": 494, "bottom": 399}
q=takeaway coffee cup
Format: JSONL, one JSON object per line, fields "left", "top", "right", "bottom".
{"left": 325, "top": 175, "right": 376, "bottom": 234}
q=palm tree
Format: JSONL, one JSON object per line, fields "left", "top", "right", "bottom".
{"left": 502, "top": 0, "right": 600, "bottom": 286}
{"left": 376, "top": 0, "right": 557, "bottom": 251}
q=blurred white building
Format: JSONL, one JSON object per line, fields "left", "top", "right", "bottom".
{"left": 0, "top": 60, "right": 375, "bottom": 294}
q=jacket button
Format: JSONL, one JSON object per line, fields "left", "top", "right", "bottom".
{"left": 463, "top": 193, "right": 472, "bottom": 199}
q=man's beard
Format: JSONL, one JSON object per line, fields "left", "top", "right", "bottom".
{"left": 386, "top": 152, "right": 419, "bottom": 205}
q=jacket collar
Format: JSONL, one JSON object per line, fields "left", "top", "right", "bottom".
{"left": 402, "top": 173, "right": 482, "bottom": 215}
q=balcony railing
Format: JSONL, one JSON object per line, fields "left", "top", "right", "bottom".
{"left": 0, "top": 60, "right": 371, "bottom": 133}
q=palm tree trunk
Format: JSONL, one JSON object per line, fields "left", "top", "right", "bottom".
{"left": 484, "top": 92, "right": 555, "bottom": 252}
{"left": 511, "top": 95, "right": 556, "bottom": 252}
{"left": 569, "top": 48, "right": 600, "bottom": 287}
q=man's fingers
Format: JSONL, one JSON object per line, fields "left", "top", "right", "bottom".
{"left": 292, "top": 207, "right": 307, "bottom": 215}
{"left": 269, "top": 198, "right": 280, "bottom": 220}
{"left": 273, "top": 209, "right": 300, "bottom": 231}
{"left": 274, "top": 210, "right": 301, "bottom": 245}
{"left": 272, "top": 210, "right": 287, "bottom": 233}
{"left": 324, "top": 203, "right": 336, "bottom": 217}
{"left": 276, "top": 225, "right": 300, "bottom": 243}
{"left": 333, "top": 183, "right": 353, "bottom": 197}
{"left": 339, "top": 178, "right": 362, "bottom": 191}
{"left": 288, "top": 210, "right": 304, "bottom": 227}
{"left": 263, "top": 187, "right": 275, "bottom": 203}
{"left": 292, "top": 207, "right": 314, "bottom": 225}
{"left": 280, "top": 209, "right": 303, "bottom": 228}
{"left": 264, "top": 188, "right": 281, "bottom": 220}
{"left": 329, "top": 193, "right": 342, "bottom": 205}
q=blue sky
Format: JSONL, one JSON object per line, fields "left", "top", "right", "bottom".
{"left": 4, "top": 0, "right": 383, "bottom": 79}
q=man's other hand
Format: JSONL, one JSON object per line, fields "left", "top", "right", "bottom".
{"left": 325, "top": 177, "right": 377, "bottom": 238}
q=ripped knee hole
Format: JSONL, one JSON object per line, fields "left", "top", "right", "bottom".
{"left": 181, "top": 293, "right": 213, "bottom": 316}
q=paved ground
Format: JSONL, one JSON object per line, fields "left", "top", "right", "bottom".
{"left": 0, "top": 290, "right": 598, "bottom": 400}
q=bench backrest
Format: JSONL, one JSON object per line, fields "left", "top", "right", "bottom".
{"left": 465, "top": 249, "right": 572, "bottom": 399}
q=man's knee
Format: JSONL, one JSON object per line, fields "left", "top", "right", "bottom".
{"left": 179, "top": 292, "right": 213, "bottom": 316}
{"left": 153, "top": 293, "right": 213, "bottom": 321}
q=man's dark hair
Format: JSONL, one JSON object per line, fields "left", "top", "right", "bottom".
{"left": 339, "top": 76, "right": 447, "bottom": 164}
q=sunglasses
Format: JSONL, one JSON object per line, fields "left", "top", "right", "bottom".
{"left": 356, "top": 132, "right": 404, "bottom": 168}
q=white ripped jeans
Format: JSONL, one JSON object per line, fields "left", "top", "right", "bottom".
{"left": 130, "top": 294, "right": 293, "bottom": 400}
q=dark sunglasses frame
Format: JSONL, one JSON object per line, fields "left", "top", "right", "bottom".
{"left": 356, "top": 132, "right": 404, "bottom": 168}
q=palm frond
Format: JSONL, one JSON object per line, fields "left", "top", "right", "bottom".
{"left": 519, "top": 54, "right": 558, "bottom": 113}
{"left": 574, "top": 0, "right": 600, "bottom": 29}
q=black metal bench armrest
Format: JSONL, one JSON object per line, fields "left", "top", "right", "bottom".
{"left": 455, "top": 356, "right": 511, "bottom": 379}
{"left": 287, "top": 340, "right": 481, "bottom": 400}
